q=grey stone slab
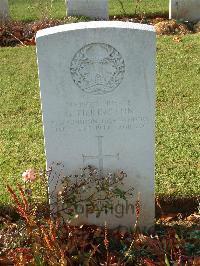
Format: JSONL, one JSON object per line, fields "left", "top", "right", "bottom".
{"left": 36, "top": 21, "right": 156, "bottom": 229}
{"left": 169, "top": 0, "right": 200, "bottom": 22}
{"left": 67, "top": 0, "right": 108, "bottom": 20}
{"left": 0, "top": 0, "right": 9, "bottom": 23}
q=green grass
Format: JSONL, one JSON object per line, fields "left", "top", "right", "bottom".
{"left": 8, "top": 0, "right": 169, "bottom": 22}
{"left": 0, "top": 34, "right": 199, "bottom": 205}
{"left": 0, "top": 47, "right": 45, "bottom": 203}
{"left": 9, "top": 0, "right": 66, "bottom": 22}
{"left": 156, "top": 35, "right": 200, "bottom": 197}
{"left": 109, "top": 0, "right": 168, "bottom": 17}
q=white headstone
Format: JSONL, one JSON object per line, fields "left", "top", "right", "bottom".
{"left": 0, "top": 0, "right": 9, "bottom": 23}
{"left": 169, "top": 0, "right": 200, "bottom": 22}
{"left": 67, "top": 0, "right": 108, "bottom": 20}
{"left": 36, "top": 21, "right": 156, "bottom": 230}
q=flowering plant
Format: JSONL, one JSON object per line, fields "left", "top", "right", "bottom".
{"left": 54, "top": 165, "right": 135, "bottom": 220}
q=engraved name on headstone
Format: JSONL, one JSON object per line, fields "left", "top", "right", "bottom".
{"left": 67, "top": 0, "right": 108, "bottom": 20}
{"left": 36, "top": 21, "right": 156, "bottom": 229}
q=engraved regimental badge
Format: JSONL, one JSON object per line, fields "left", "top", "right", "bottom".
{"left": 70, "top": 43, "right": 125, "bottom": 95}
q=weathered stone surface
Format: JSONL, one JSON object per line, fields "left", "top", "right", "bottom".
{"left": 66, "top": 0, "right": 108, "bottom": 20}
{"left": 36, "top": 21, "right": 156, "bottom": 229}
{"left": 169, "top": 0, "right": 200, "bottom": 22}
{"left": 0, "top": 0, "right": 9, "bottom": 23}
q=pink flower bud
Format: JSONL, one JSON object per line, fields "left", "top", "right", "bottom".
{"left": 22, "top": 169, "right": 36, "bottom": 182}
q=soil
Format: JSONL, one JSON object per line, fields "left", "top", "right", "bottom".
{"left": 0, "top": 201, "right": 200, "bottom": 266}
{"left": 0, "top": 15, "right": 199, "bottom": 47}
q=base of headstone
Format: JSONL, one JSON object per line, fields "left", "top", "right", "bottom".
{"left": 169, "top": 0, "right": 200, "bottom": 22}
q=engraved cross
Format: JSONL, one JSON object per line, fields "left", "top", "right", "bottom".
{"left": 82, "top": 136, "right": 119, "bottom": 177}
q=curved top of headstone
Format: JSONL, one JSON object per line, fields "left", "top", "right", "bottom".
{"left": 36, "top": 21, "right": 155, "bottom": 39}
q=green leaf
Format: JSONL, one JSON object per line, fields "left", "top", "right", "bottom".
{"left": 165, "top": 254, "right": 170, "bottom": 266}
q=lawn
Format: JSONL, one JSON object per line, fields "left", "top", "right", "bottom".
{"left": 8, "top": 0, "right": 169, "bottom": 22}
{"left": 0, "top": 46, "right": 45, "bottom": 204}
{"left": 156, "top": 35, "right": 200, "bottom": 197}
{"left": 0, "top": 34, "right": 199, "bottom": 205}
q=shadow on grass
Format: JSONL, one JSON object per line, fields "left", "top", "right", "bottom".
{"left": 110, "top": 11, "right": 168, "bottom": 19}
{"left": 0, "top": 196, "right": 199, "bottom": 224}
